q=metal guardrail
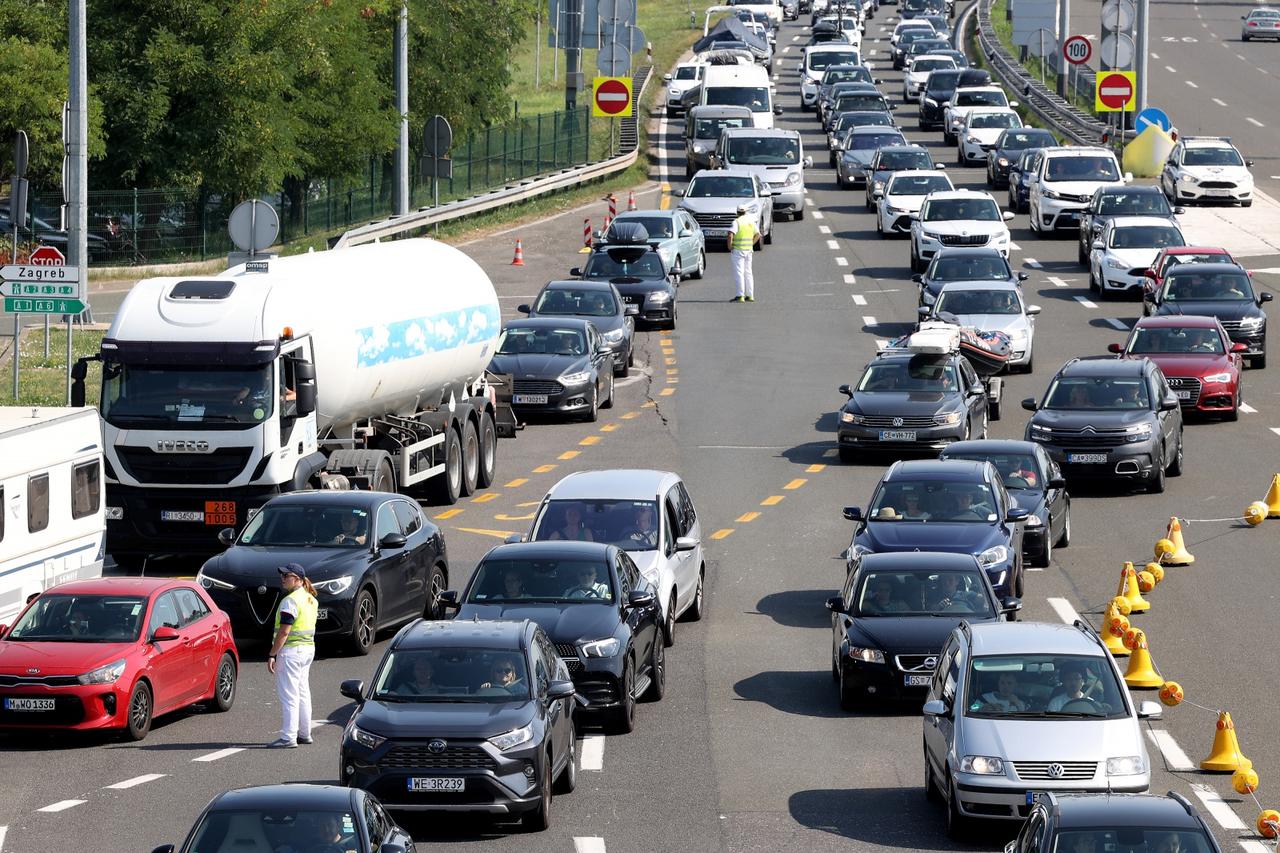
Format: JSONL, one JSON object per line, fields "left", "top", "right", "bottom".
{"left": 960, "top": 0, "right": 1107, "bottom": 145}
{"left": 334, "top": 65, "right": 654, "bottom": 248}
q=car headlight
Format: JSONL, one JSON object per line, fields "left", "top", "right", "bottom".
{"left": 1181, "top": 174, "right": 1199, "bottom": 185}
{"left": 784, "top": 171, "right": 800, "bottom": 186}
{"left": 966, "top": 134, "right": 979, "bottom": 144}
{"left": 841, "top": 411, "right": 865, "bottom": 424}
{"left": 580, "top": 637, "right": 621, "bottom": 658}
{"left": 349, "top": 724, "right": 386, "bottom": 750}
{"left": 847, "top": 646, "right": 886, "bottom": 663}
{"left": 1202, "top": 372, "right": 1232, "bottom": 383}
{"left": 649, "top": 290, "right": 672, "bottom": 304}
{"left": 873, "top": 180, "right": 885, "bottom": 192}
{"left": 1006, "top": 327, "right": 1028, "bottom": 341}
{"left": 1106, "top": 257, "right": 1128, "bottom": 270}
{"left": 960, "top": 755, "right": 1005, "bottom": 775}
{"left": 978, "top": 545, "right": 1009, "bottom": 567}
{"left": 1043, "top": 189, "right": 1062, "bottom": 200}
{"left": 489, "top": 723, "right": 536, "bottom": 752}
{"left": 1125, "top": 422, "right": 1153, "bottom": 442}
{"left": 78, "top": 659, "right": 126, "bottom": 685}
{"left": 1238, "top": 315, "right": 1265, "bottom": 328}
{"left": 313, "top": 575, "right": 353, "bottom": 595}
{"left": 560, "top": 371, "right": 592, "bottom": 384}
{"left": 601, "top": 327, "right": 625, "bottom": 343}
{"left": 853, "top": 543, "right": 874, "bottom": 557}
{"left": 693, "top": 144, "right": 707, "bottom": 153}
{"left": 887, "top": 205, "right": 907, "bottom": 214}
{"left": 669, "top": 87, "right": 680, "bottom": 95}
{"left": 935, "top": 411, "right": 962, "bottom": 425}
{"left": 1106, "top": 755, "right": 1146, "bottom": 776}
{"left": 922, "top": 230, "right": 943, "bottom": 241}
{"left": 196, "top": 569, "right": 235, "bottom": 591}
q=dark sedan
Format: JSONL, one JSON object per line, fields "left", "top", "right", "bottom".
{"left": 150, "top": 784, "right": 412, "bottom": 853}
{"left": 941, "top": 439, "right": 1070, "bottom": 567}
{"left": 986, "top": 127, "right": 1056, "bottom": 188}
{"left": 914, "top": 246, "right": 1027, "bottom": 308}
{"left": 919, "top": 68, "right": 991, "bottom": 129}
{"left": 196, "top": 491, "right": 448, "bottom": 655}
{"left": 520, "top": 280, "right": 635, "bottom": 378}
{"left": 572, "top": 244, "right": 678, "bottom": 330}
{"left": 1145, "top": 263, "right": 1271, "bottom": 368}
{"left": 844, "top": 459, "right": 1029, "bottom": 597}
{"left": 339, "top": 618, "right": 577, "bottom": 830}
{"left": 1077, "top": 185, "right": 1184, "bottom": 265}
{"left": 1007, "top": 147, "right": 1045, "bottom": 213}
{"left": 490, "top": 318, "right": 615, "bottom": 422}
{"left": 449, "top": 541, "right": 664, "bottom": 733}
{"left": 826, "top": 552, "right": 1017, "bottom": 709}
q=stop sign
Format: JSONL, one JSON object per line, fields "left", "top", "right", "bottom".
{"left": 29, "top": 245, "right": 66, "bottom": 266}
{"left": 1098, "top": 72, "right": 1134, "bottom": 109}
{"left": 594, "top": 78, "right": 632, "bottom": 116}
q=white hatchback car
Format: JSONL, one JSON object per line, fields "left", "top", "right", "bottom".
{"left": 1160, "top": 136, "right": 1255, "bottom": 207}
{"left": 957, "top": 108, "right": 1022, "bottom": 166}
{"left": 1029, "top": 147, "right": 1130, "bottom": 235}
{"left": 526, "top": 470, "right": 706, "bottom": 645}
{"left": 877, "top": 169, "right": 955, "bottom": 237}
{"left": 1088, "top": 216, "right": 1186, "bottom": 297}
{"left": 910, "top": 189, "right": 1014, "bottom": 272}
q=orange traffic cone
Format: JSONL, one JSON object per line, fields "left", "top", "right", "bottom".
{"left": 627, "top": 190, "right": 637, "bottom": 211}
{"left": 1264, "top": 474, "right": 1280, "bottom": 518}
{"left": 1116, "top": 561, "right": 1151, "bottom": 612}
{"left": 1122, "top": 629, "right": 1163, "bottom": 688}
{"left": 1103, "top": 604, "right": 1131, "bottom": 657}
{"left": 510, "top": 239, "right": 525, "bottom": 266}
{"left": 1159, "top": 517, "right": 1195, "bottom": 565}
{"left": 1202, "top": 711, "right": 1253, "bottom": 772}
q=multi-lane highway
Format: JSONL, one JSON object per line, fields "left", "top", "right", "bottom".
{"left": 4, "top": 6, "right": 1280, "bottom": 852}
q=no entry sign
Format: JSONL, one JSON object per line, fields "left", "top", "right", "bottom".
{"left": 1095, "top": 70, "right": 1136, "bottom": 112}
{"left": 592, "top": 77, "right": 633, "bottom": 117}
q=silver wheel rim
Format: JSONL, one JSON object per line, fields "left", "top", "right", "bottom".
{"left": 428, "top": 571, "right": 444, "bottom": 618}
{"left": 130, "top": 686, "right": 149, "bottom": 732}
{"left": 463, "top": 428, "right": 478, "bottom": 482}
{"left": 447, "top": 438, "right": 461, "bottom": 494}
{"left": 481, "top": 419, "right": 495, "bottom": 476}
{"left": 356, "top": 595, "right": 375, "bottom": 648}
{"left": 217, "top": 659, "right": 235, "bottom": 702}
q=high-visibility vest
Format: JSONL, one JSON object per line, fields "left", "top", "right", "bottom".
{"left": 275, "top": 587, "right": 318, "bottom": 647}
{"left": 731, "top": 214, "right": 757, "bottom": 250}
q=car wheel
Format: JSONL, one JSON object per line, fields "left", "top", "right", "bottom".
{"left": 348, "top": 588, "right": 377, "bottom": 655}
{"left": 213, "top": 653, "right": 237, "bottom": 712}
{"left": 673, "top": 258, "right": 683, "bottom": 281}
{"left": 987, "top": 395, "right": 1002, "bottom": 422}
{"left": 611, "top": 656, "right": 637, "bottom": 734}
{"left": 1057, "top": 501, "right": 1071, "bottom": 547}
{"left": 865, "top": 195, "right": 874, "bottom": 212}
{"left": 1251, "top": 351, "right": 1266, "bottom": 369}
{"left": 684, "top": 565, "right": 706, "bottom": 621}
{"left": 476, "top": 411, "right": 497, "bottom": 489}
{"left": 662, "top": 594, "right": 677, "bottom": 647}
{"left": 1147, "top": 448, "right": 1167, "bottom": 494}
{"left": 554, "top": 726, "right": 577, "bottom": 794}
{"left": 614, "top": 350, "right": 629, "bottom": 378}
{"left": 459, "top": 417, "right": 480, "bottom": 497}
{"left": 1089, "top": 265, "right": 1100, "bottom": 293}
{"left": 876, "top": 215, "right": 885, "bottom": 237}
{"left": 645, "top": 634, "right": 667, "bottom": 701}
{"left": 601, "top": 371, "right": 615, "bottom": 409}
{"left": 946, "top": 775, "right": 971, "bottom": 839}
{"left": 424, "top": 564, "right": 447, "bottom": 620}
{"left": 522, "top": 769, "right": 553, "bottom": 831}
{"left": 925, "top": 749, "right": 943, "bottom": 804}
{"left": 1227, "top": 390, "right": 1241, "bottom": 421}
{"left": 794, "top": 208, "right": 806, "bottom": 221}
{"left": 691, "top": 250, "right": 705, "bottom": 279}
{"left": 764, "top": 224, "right": 773, "bottom": 245}
{"left": 584, "top": 386, "right": 599, "bottom": 423}
{"left": 1078, "top": 239, "right": 1088, "bottom": 266}
{"left": 1168, "top": 430, "right": 1184, "bottom": 476}
{"left": 1037, "top": 528, "right": 1052, "bottom": 568}
{"left": 839, "top": 446, "right": 859, "bottom": 464}
{"left": 1242, "top": 199, "right": 1253, "bottom": 208}
{"left": 837, "top": 662, "right": 859, "bottom": 711}
{"left": 956, "top": 148, "right": 965, "bottom": 167}
{"left": 125, "top": 681, "right": 153, "bottom": 741}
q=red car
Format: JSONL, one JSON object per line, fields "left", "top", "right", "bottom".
{"left": 1109, "top": 315, "right": 1246, "bottom": 419}
{"left": 0, "top": 578, "right": 238, "bottom": 740}
{"left": 1141, "top": 246, "right": 1241, "bottom": 308}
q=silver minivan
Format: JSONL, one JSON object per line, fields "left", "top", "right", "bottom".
{"left": 711, "top": 127, "right": 811, "bottom": 220}
{"left": 923, "top": 620, "right": 1162, "bottom": 837}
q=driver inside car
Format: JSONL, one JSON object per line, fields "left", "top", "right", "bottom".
{"left": 562, "top": 563, "right": 611, "bottom": 600}
{"left": 1046, "top": 663, "right": 1105, "bottom": 711}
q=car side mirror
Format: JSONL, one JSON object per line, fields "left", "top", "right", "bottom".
{"left": 1009, "top": 100, "right": 1020, "bottom": 108}
{"left": 679, "top": 228, "right": 693, "bottom": 237}
{"left": 774, "top": 105, "right": 784, "bottom": 115}
{"left": 1006, "top": 507, "right": 1031, "bottom": 523}
{"left": 438, "top": 590, "right": 460, "bottom": 611}
{"left": 825, "top": 595, "right": 846, "bottom": 614}
{"left": 675, "top": 536, "right": 699, "bottom": 552}
{"left": 1021, "top": 397, "right": 1038, "bottom": 412}
{"left": 922, "top": 698, "right": 948, "bottom": 716}
{"left": 803, "top": 156, "right": 813, "bottom": 168}
{"left": 1138, "top": 699, "right": 1164, "bottom": 719}
{"left": 1246, "top": 160, "right": 1255, "bottom": 167}
{"left": 838, "top": 383, "right": 854, "bottom": 396}
{"left": 1026, "top": 304, "right": 1041, "bottom": 315}
{"left": 663, "top": 73, "right": 673, "bottom": 82}
{"left": 1173, "top": 206, "right": 1185, "bottom": 214}
{"left": 1002, "top": 210, "right": 1014, "bottom": 221}
{"left": 627, "top": 589, "right": 656, "bottom": 609}
{"left": 1047, "top": 476, "right": 1067, "bottom": 489}
{"left": 1261, "top": 292, "right": 1274, "bottom": 303}
{"left": 1091, "top": 240, "right": 1104, "bottom": 251}
{"left": 842, "top": 505, "right": 863, "bottom": 521}
{"left": 1016, "top": 271, "right": 1029, "bottom": 282}
{"left": 340, "top": 679, "right": 364, "bottom": 702}
{"left": 911, "top": 273, "right": 923, "bottom": 283}
{"left": 1001, "top": 596, "right": 1022, "bottom": 614}
{"left": 379, "top": 532, "right": 407, "bottom": 550}
{"left": 1107, "top": 342, "right": 1125, "bottom": 354}
{"left": 152, "top": 625, "right": 181, "bottom": 642}
{"left": 1123, "top": 171, "right": 1134, "bottom": 183}
{"left": 218, "top": 527, "right": 236, "bottom": 547}
{"left": 1231, "top": 342, "right": 1249, "bottom": 353}
{"left": 917, "top": 306, "right": 931, "bottom": 317}
{"left": 295, "top": 381, "right": 317, "bottom": 416}
{"left": 887, "top": 104, "right": 897, "bottom": 111}
{"left": 517, "top": 303, "right": 531, "bottom": 314}
{"left": 546, "top": 679, "right": 576, "bottom": 700}
{"left": 1160, "top": 396, "right": 1180, "bottom": 411}
{"left": 569, "top": 266, "right": 583, "bottom": 277}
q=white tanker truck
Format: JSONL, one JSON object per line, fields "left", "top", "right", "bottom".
{"left": 71, "top": 239, "right": 516, "bottom": 569}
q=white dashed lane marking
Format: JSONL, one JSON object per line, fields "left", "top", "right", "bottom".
{"left": 1048, "top": 276, "right": 1070, "bottom": 287}
{"left": 1213, "top": 97, "right": 1228, "bottom": 106}
{"left": 843, "top": 274, "right": 856, "bottom": 285}
{"left": 1270, "top": 427, "right": 1280, "bottom": 438}
{"left": 862, "top": 315, "right": 878, "bottom": 327}
{"left": 106, "top": 773, "right": 167, "bottom": 790}
{"left": 1145, "top": 729, "right": 1196, "bottom": 771}
{"left": 37, "top": 800, "right": 86, "bottom": 813}
{"left": 1103, "top": 318, "right": 1129, "bottom": 331}
{"left": 0, "top": 826, "right": 7, "bottom": 851}
{"left": 812, "top": 210, "right": 824, "bottom": 219}
{"left": 1047, "top": 597, "right": 1081, "bottom": 625}
{"left": 1185, "top": 80, "right": 1199, "bottom": 88}
{"left": 574, "top": 838, "right": 608, "bottom": 853}
{"left": 835, "top": 256, "right": 849, "bottom": 266}
{"left": 826, "top": 239, "right": 839, "bottom": 250}
{"left": 579, "top": 735, "right": 605, "bottom": 770}
{"left": 1074, "top": 295, "right": 1098, "bottom": 308}
{"left": 852, "top": 294, "right": 868, "bottom": 305}
{"left": 193, "top": 747, "right": 245, "bottom": 763}
{"left": 1165, "top": 65, "right": 1177, "bottom": 73}
{"left": 1247, "top": 117, "right": 1265, "bottom": 127}
{"left": 819, "top": 225, "right": 832, "bottom": 234}
{"left": 1009, "top": 241, "right": 1021, "bottom": 251}
{"left": 1190, "top": 783, "right": 1247, "bottom": 830}
{"left": 1239, "top": 402, "right": 1257, "bottom": 414}
{"left": 1024, "top": 257, "right": 1042, "bottom": 268}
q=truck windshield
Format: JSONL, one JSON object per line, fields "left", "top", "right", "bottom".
{"left": 101, "top": 363, "right": 275, "bottom": 427}
{"left": 705, "top": 86, "right": 771, "bottom": 110}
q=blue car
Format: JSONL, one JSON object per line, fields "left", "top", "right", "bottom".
{"left": 1007, "top": 146, "right": 1046, "bottom": 213}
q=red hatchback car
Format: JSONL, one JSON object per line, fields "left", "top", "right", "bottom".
{"left": 0, "top": 578, "right": 238, "bottom": 740}
{"left": 1141, "top": 246, "right": 1240, "bottom": 306}
{"left": 1110, "top": 315, "right": 1246, "bottom": 418}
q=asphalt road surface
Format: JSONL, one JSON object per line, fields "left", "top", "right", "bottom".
{"left": 4, "top": 7, "right": 1280, "bottom": 853}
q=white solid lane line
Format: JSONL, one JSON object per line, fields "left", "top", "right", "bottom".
{"left": 193, "top": 747, "right": 245, "bottom": 763}
{"left": 1074, "top": 295, "right": 1098, "bottom": 308}
{"left": 1145, "top": 729, "right": 1196, "bottom": 771}
{"left": 1190, "top": 783, "right": 1247, "bottom": 830}
{"left": 852, "top": 294, "right": 868, "bottom": 305}
{"left": 1048, "top": 276, "right": 1070, "bottom": 287}
{"left": 1047, "top": 597, "right": 1081, "bottom": 625}
{"left": 579, "top": 735, "right": 605, "bottom": 771}
{"left": 0, "top": 826, "right": 6, "bottom": 852}
{"left": 826, "top": 239, "right": 839, "bottom": 250}
{"left": 37, "top": 800, "right": 86, "bottom": 813}
{"left": 1247, "top": 117, "right": 1265, "bottom": 127}
{"left": 574, "top": 838, "right": 608, "bottom": 853}
{"left": 106, "top": 773, "right": 167, "bottom": 790}
{"left": 1239, "top": 402, "right": 1258, "bottom": 414}
{"left": 1271, "top": 427, "right": 1280, "bottom": 438}
{"left": 1103, "top": 318, "right": 1129, "bottom": 330}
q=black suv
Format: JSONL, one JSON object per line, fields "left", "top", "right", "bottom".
{"left": 1009, "top": 792, "right": 1222, "bottom": 853}
{"left": 339, "top": 618, "right": 577, "bottom": 830}
{"left": 1022, "top": 357, "right": 1184, "bottom": 493}
{"left": 1143, "top": 262, "right": 1271, "bottom": 368}
{"left": 919, "top": 68, "right": 992, "bottom": 129}
{"left": 1077, "top": 185, "right": 1183, "bottom": 265}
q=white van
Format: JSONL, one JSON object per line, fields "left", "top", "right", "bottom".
{"left": 0, "top": 407, "right": 106, "bottom": 626}
{"left": 700, "top": 64, "right": 780, "bottom": 129}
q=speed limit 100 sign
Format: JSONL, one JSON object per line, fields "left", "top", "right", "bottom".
{"left": 1063, "top": 35, "right": 1092, "bottom": 65}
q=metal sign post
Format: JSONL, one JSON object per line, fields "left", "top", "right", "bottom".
{"left": 10, "top": 130, "right": 27, "bottom": 400}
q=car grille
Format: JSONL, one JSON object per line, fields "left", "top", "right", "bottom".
{"left": 1217, "top": 319, "right": 1261, "bottom": 336}
{"left": 895, "top": 654, "right": 938, "bottom": 673}
{"left": 1048, "top": 428, "right": 1128, "bottom": 447}
{"left": 0, "top": 674, "right": 80, "bottom": 687}
{"left": 938, "top": 233, "right": 989, "bottom": 247}
{"left": 859, "top": 414, "right": 940, "bottom": 427}
{"left": 243, "top": 587, "right": 281, "bottom": 626}
{"left": 116, "top": 446, "right": 252, "bottom": 485}
{"left": 380, "top": 744, "right": 497, "bottom": 770}
{"left": 691, "top": 212, "right": 736, "bottom": 229}
{"left": 1198, "top": 181, "right": 1236, "bottom": 189}
{"left": 1013, "top": 761, "right": 1098, "bottom": 780}
{"left": 512, "top": 380, "right": 564, "bottom": 395}
{"left": 1056, "top": 192, "right": 1093, "bottom": 203}
{"left": 1165, "top": 376, "right": 1202, "bottom": 405}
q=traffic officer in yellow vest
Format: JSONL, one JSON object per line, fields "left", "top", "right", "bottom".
{"left": 726, "top": 203, "right": 762, "bottom": 302}
{"left": 267, "top": 562, "right": 318, "bottom": 748}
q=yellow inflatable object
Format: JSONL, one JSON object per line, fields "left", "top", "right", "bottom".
{"left": 1123, "top": 125, "right": 1177, "bottom": 179}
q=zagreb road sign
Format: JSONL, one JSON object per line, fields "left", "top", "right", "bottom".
{"left": 0, "top": 264, "right": 80, "bottom": 283}
{"left": 4, "top": 297, "right": 86, "bottom": 314}
{"left": 592, "top": 76, "right": 634, "bottom": 117}
{"left": 1095, "top": 70, "right": 1136, "bottom": 112}
{"left": 1063, "top": 35, "right": 1092, "bottom": 65}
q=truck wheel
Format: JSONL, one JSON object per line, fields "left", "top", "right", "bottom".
{"left": 430, "top": 429, "right": 463, "bottom": 505}
{"left": 476, "top": 411, "right": 497, "bottom": 489}
{"left": 372, "top": 457, "right": 395, "bottom": 493}
{"left": 459, "top": 418, "right": 480, "bottom": 497}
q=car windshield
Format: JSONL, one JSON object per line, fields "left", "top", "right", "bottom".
{"left": 1052, "top": 830, "right": 1216, "bottom": 853}
{"left": 101, "top": 363, "right": 274, "bottom": 427}
{"left": 869, "top": 480, "right": 999, "bottom": 523}
{"left": 1000, "top": 130, "right": 1052, "bottom": 150}
{"left": 857, "top": 358, "right": 959, "bottom": 393}
{"left": 695, "top": 116, "right": 749, "bottom": 139}
{"left": 898, "top": 30, "right": 929, "bottom": 44}
{"left": 926, "top": 71, "right": 962, "bottom": 92}
{"left": 7, "top": 593, "right": 147, "bottom": 643}
{"left": 687, "top": 175, "right": 756, "bottom": 198}
{"left": 836, "top": 94, "right": 888, "bottom": 111}
{"left": 498, "top": 326, "right": 588, "bottom": 356}
{"left": 613, "top": 216, "right": 672, "bottom": 238}
{"left": 1045, "top": 155, "right": 1120, "bottom": 182}
{"left": 947, "top": 452, "right": 1043, "bottom": 489}
{"left": 811, "top": 51, "right": 859, "bottom": 69}
{"left": 964, "top": 653, "right": 1128, "bottom": 718}
{"left": 849, "top": 131, "right": 906, "bottom": 150}
{"left": 923, "top": 198, "right": 1001, "bottom": 221}
{"left": 727, "top": 136, "right": 801, "bottom": 164}
{"left": 1045, "top": 377, "right": 1150, "bottom": 410}
{"left": 1128, "top": 326, "right": 1226, "bottom": 355}
{"left": 935, "top": 288, "right": 1021, "bottom": 315}
{"left": 372, "top": 648, "right": 533, "bottom": 703}
{"left": 534, "top": 287, "right": 618, "bottom": 317}
{"left": 466, "top": 557, "right": 615, "bottom": 604}
{"left": 583, "top": 252, "right": 666, "bottom": 277}
{"left": 531, "top": 498, "right": 662, "bottom": 552}
{"left": 878, "top": 151, "right": 933, "bottom": 170}
{"left": 890, "top": 174, "right": 952, "bottom": 196}
{"left": 1110, "top": 225, "right": 1185, "bottom": 249}
{"left": 1164, "top": 271, "right": 1254, "bottom": 301}
{"left": 1099, "top": 192, "right": 1172, "bottom": 215}
{"left": 705, "top": 86, "right": 771, "bottom": 110}
{"left": 911, "top": 41, "right": 951, "bottom": 54}
{"left": 912, "top": 57, "right": 956, "bottom": 73}
{"left": 675, "top": 66, "right": 700, "bottom": 80}
{"left": 969, "top": 112, "right": 1020, "bottom": 129}
{"left": 955, "top": 90, "right": 1007, "bottom": 107}
{"left": 855, "top": 568, "right": 995, "bottom": 616}
{"left": 929, "top": 254, "right": 1011, "bottom": 280}
{"left": 822, "top": 69, "right": 865, "bottom": 86}
{"left": 188, "top": 809, "right": 360, "bottom": 853}
{"left": 1184, "top": 147, "right": 1245, "bottom": 167}
{"left": 238, "top": 504, "right": 371, "bottom": 547}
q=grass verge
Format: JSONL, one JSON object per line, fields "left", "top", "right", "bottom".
{"left": 987, "top": 0, "right": 1096, "bottom": 115}
{"left": 0, "top": 326, "right": 105, "bottom": 407}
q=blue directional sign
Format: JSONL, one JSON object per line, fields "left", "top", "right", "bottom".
{"left": 1135, "top": 107, "right": 1172, "bottom": 134}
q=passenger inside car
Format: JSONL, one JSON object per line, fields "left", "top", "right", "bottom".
{"left": 860, "top": 578, "right": 910, "bottom": 614}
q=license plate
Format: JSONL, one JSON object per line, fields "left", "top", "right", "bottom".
{"left": 1068, "top": 453, "right": 1107, "bottom": 464}
{"left": 1175, "top": 390, "right": 1191, "bottom": 400}
{"left": 407, "top": 777, "right": 465, "bottom": 792}
{"left": 1205, "top": 189, "right": 1231, "bottom": 197}
{"left": 4, "top": 697, "right": 55, "bottom": 711}
{"left": 160, "top": 510, "right": 204, "bottom": 522}
{"left": 513, "top": 394, "right": 549, "bottom": 405}
{"left": 205, "top": 500, "right": 236, "bottom": 527}
{"left": 703, "top": 228, "right": 727, "bottom": 238}
{"left": 904, "top": 674, "right": 932, "bottom": 687}
{"left": 879, "top": 430, "right": 917, "bottom": 441}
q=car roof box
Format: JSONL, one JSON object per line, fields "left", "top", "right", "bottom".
{"left": 607, "top": 221, "right": 650, "bottom": 246}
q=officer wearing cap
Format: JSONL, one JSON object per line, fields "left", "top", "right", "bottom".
{"left": 267, "top": 562, "right": 318, "bottom": 748}
{"left": 726, "top": 203, "right": 761, "bottom": 303}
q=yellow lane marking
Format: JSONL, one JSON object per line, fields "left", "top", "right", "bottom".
{"left": 641, "top": 402, "right": 656, "bottom": 408}
{"left": 662, "top": 348, "right": 674, "bottom": 356}
{"left": 580, "top": 436, "right": 601, "bottom": 446}
{"left": 736, "top": 511, "right": 761, "bottom": 523}
{"left": 660, "top": 339, "right": 673, "bottom": 346}
{"left": 456, "top": 527, "right": 517, "bottom": 539}
{"left": 533, "top": 464, "right": 557, "bottom": 473}
{"left": 504, "top": 477, "right": 529, "bottom": 488}
{"left": 435, "top": 509, "right": 465, "bottom": 519}
{"left": 660, "top": 194, "right": 671, "bottom": 210}
{"left": 665, "top": 357, "right": 677, "bottom": 365}
{"left": 495, "top": 512, "right": 536, "bottom": 521}
{"left": 516, "top": 500, "right": 541, "bottom": 507}
{"left": 471, "top": 493, "right": 499, "bottom": 503}
{"left": 667, "top": 368, "right": 679, "bottom": 375}
{"left": 761, "top": 495, "right": 784, "bottom": 506}
{"left": 659, "top": 387, "right": 675, "bottom": 396}
{"left": 600, "top": 424, "right": 618, "bottom": 433}
{"left": 711, "top": 528, "right": 734, "bottom": 540}
{"left": 666, "top": 378, "right": 678, "bottom": 384}
{"left": 784, "top": 478, "right": 807, "bottom": 490}
{"left": 558, "top": 450, "right": 580, "bottom": 460}
{"left": 805, "top": 464, "right": 826, "bottom": 473}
